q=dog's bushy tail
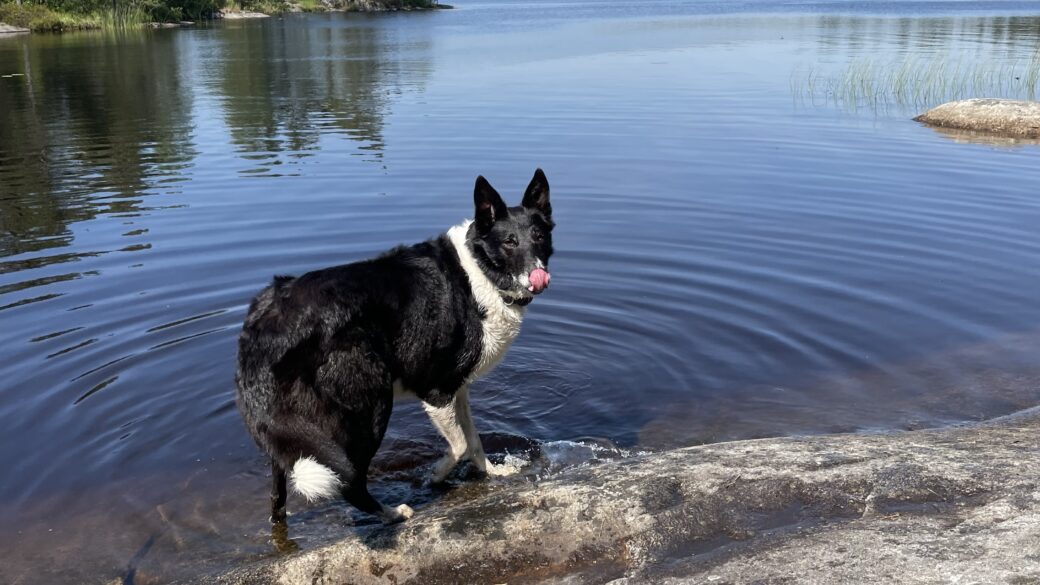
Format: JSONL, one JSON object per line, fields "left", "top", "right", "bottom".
{"left": 289, "top": 456, "right": 341, "bottom": 502}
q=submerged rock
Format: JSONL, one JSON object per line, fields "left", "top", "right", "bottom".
{"left": 915, "top": 98, "right": 1040, "bottom": 138}
{"left": 216, "top": 409, "right": 1040, "bottom": 584}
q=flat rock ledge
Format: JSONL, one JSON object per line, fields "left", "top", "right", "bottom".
{"left": 216, "top": 409, "right": 1040, "bottom": 584}
{"left": 218, "top": 10, "right": 271, "bottom": 19}
{"left": 146, "top": 21, "right": 195, "bottom": 28}
{"left": 0, "top": 22, "right": 31, "bottom": 34}
{"left": 915, "top": 98, "right": 1040, "bottom": 138}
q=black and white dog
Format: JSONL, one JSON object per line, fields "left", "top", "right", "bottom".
{"left": 235, "top": 170, "right": 553, "bottom": 524}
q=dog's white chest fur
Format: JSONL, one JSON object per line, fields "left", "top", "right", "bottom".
{"left": 447, "top": 220, "right": 524, "bottom": 381}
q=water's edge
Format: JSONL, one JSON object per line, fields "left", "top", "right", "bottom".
{"left": 211, "top": 409, "right": 1040, "bottom": 584}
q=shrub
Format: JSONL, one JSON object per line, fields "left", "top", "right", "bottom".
{"left": 168, "top": 0, "right": 222, "bottom": 19}
{"left": 0, "top": 2, "right": 101, "bottom": 30}
{"left": 235, "top": 0, "right": 285, "bottom": 13}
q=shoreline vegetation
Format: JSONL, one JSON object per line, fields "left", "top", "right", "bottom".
{"left": 0, "top": 0, "right": 448, "bottom": 32}
{"left": 792, "top": 50, "right": 1040, "bottom": 114}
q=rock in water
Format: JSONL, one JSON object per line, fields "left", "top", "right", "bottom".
{"left": 915, "top": 98, "right": 1040, "bottom": 138}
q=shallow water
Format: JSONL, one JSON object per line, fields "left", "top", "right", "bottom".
{"left": 3, "top": 1, "right": 1040, "bottom": 582}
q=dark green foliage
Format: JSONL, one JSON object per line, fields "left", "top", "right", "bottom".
{"left": 236, "top": 0, "right": 284, "bottom": 14}
{"left": 27, "top": 0, "right": 108, "bottom": 16}
{"left": 164, "top": 0, "right": 221, "bottom": 20}
{"left": 139, "top": 0, "right": 178, "bottom": 21}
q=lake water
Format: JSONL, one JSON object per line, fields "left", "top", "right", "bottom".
{"left": 3, "top": 1, "right": 1040, "bottom": 582}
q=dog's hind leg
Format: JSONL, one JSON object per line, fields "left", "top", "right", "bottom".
{"left": 341, "top": 474, "right": 414, "bottom": 525}
{"left": 280, "top": 436, "right": 413, "bottom": 525}
{"left": 330, "top": 440, "right": 414, "bottom": 524}
{"left": 268, "top": 418, "right": 412, "bottom": 524}
{"left": 271, "top": 460, "right": 288, "bottom": 523}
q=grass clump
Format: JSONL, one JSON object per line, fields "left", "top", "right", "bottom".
{"left": 793, "top": 48, "right": 1040, "bottom": 114}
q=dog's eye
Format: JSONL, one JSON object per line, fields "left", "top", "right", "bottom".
{"left": 531, "top": 231, "right": 544, "bottom": 243}
{"left": 503, "top": 236, "right": 519, "bottom": 249}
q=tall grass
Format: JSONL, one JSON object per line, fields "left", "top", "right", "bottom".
{"left": 98, "top": 1, "right": 147, "bottom": 26}
{"left": 0, "top": 0, "right": 147, "bottom": 29}
{"left": 793, "top": 48, "right": 1040, "bottom": 114}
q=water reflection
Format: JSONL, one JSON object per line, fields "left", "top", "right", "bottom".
{"left": 0, "top": 31, "right": 195, "bottom": 260}
{"left": 813, "top": 15, "right": 1040, "bottom": 55}
{"left": 0, "top": 17, "right": 431, "bottom": 259}
{"left": 0, "top": 17, "right": 438, "bottom": 582}
{"left": 922, "top": 124, "right": 1040, "bottom": 146}
{"left": 211, "top": 17, "right": 432, "bottom": 173}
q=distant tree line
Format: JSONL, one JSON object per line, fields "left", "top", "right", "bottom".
{"left": 0, "top": 0, "right": 439, "bottom": 29}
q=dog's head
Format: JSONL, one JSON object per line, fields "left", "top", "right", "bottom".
{"left": 467, "top": 169, "right": 554, "bottom": 299}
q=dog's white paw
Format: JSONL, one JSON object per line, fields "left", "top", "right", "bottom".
{"left": 381, "top": 503, "right": 414, "bottom": 525}
{"left": 429, "top": 455, "right": 459, "bottom": 483}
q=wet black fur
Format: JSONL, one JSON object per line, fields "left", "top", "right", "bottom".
{"left": 235, "top": 170, "right": 553, "bottom": 522}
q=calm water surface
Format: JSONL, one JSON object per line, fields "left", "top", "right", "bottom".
{"left": 3, "top": 1, "right": 1040, "bottom": 582}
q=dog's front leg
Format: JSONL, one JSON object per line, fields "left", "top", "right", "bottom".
{"left": 423, "top": 387, "right": 513, "bottom": 482}
{"left": 453, "top": 387, "right": 513, "bottom": 477}
{"left": 423, "top": 396, "right": 469, "bottom": 483}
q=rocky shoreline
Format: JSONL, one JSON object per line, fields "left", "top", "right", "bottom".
{"left": 296, "top": 0, "right": 450, "bottom": 10}
{"left": 0, "top": 22, "right": 31, "bottom": 34}
{"left": 213, "top": 407, "right": 1040, "bottom": 584}
{"left": 218, "top": 10, "right": 271, "bottom": 19}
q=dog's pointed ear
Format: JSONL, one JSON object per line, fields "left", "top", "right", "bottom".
{"left": 474, "top": 175, "right": 508, "bottom": 233}
{"left": 522, "top": 168, "right": 551, "bottom": 216}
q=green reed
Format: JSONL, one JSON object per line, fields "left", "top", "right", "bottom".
{"left": 793, "top": 48, "right": 1040, "bottom": 114}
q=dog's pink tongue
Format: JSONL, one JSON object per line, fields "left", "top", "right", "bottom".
{"left": 528, "top": 268, "right": 551, "bottom": 294}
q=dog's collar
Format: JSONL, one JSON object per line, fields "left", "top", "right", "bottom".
{"left": 501, "top": 293, "right": 533, "bottom": 307}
